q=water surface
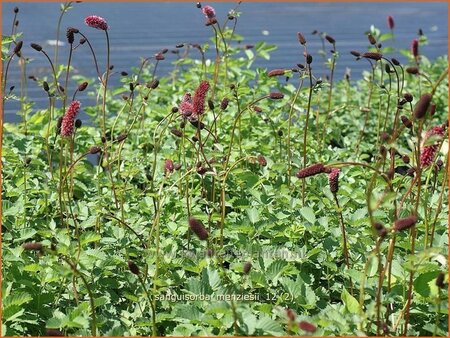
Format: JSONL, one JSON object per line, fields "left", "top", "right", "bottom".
{"left": 2, "top": 2, "right": 448, "bottom": 122}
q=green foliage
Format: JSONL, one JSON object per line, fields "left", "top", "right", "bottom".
{"left": 1, "top": 4, "right": 448, "bottom": 337}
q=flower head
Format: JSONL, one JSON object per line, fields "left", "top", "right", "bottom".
{"left": 394, "top": 215, "right": 417, "bottom": 231}
{"left": 128, "top": 260, "right": 140, "bottom": 275}
{"left": 188, "top": 217, "right": 209, "bottom": 240}
{"left": 202, "top": 5, "right": 216, "bottom": 20}
{"left": 85, "top": 15, "right": 108, "bottom": 31}
{"left": 178, "top": 82, "right": 210, "bottom": 122}
{"left": 420, "top": 125, "right": 445, "bottom": 167}
{"left": 414, "top": 93, "right": 432, "bottom": 119}
{"left": 362, "top": 52, "right": 382, "bottom": 61}
{"left": 243, "top": 262, "right": 252, "bottom": 274}
{"left": 387, "top": 16, "right": 395, "bottom": 30}
{"left": 299, "top": 321, "right": 316, "bottom": 333}
{"left": 411, "top": 39, "right": 419, "bottom": 58}
{"left": 286, "top": 309, "right": 296, "bottom": 321}
{"left": 164, "top": 159, "right": 174, "bottom": 174}
{"left": 22, "top": 242, "right": 43, "bottom": 251}
{"left": 328, "top": 168, "right": 340, "bottom": 195}
{"left": 61, "top": 100, "right": 81, "bottom": 137}
{"left": 179, "top": 93, "right": 194, "bottom": 118}
{"left": 257, "top": 155, "right": 267, "bottom": 167}
{"left": 268, "top": 69, "right": 286, "bottom": 77}
{"left": 66, "top": 27, "right": 78, "bottom": 44}
{"left": 193, "top": 81, "right": 210, "bottom": 116}
{"left": 220, "top": 97, "right": 229, "bottom": 110}
{"left": 296, "top": 163, "right": 325, "bottom": 179}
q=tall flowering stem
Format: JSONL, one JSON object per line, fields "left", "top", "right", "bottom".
{"left": 301, "top": 53, "right": 314, "bottom": 204}
{"left": 220, "top": 156, "right": 257, "bottom": 253}
{"left": 287, "top": 35, "right": 306, "bottom": 187}
{"left": 223, "top": 95, "right": 270, "bottom": 170}
{"left": 60, "top": 255, "right": 97, "bottom": 336}
{"left": 201, "top": 4, "right": 230, "bottom": 95}
{"left": 54, "top": 2, "right": 74, "bottom": 66}
{"left": 323, "top": 36, "right": 337, "bottom": 142}
{"left": 77, "top": 32, "right": 102, "bottom": 82}
{"left": 329, "top": 168, "right": 350, "bottom": 270}
{"left": 85, "top": 15, "right": 119, "bottom": 209}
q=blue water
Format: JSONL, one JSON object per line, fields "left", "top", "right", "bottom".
{"left": 2, "top": 2, "right": 448, "bottom": 122}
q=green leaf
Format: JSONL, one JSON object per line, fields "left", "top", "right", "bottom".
{"left": 341, "top": 288, "right": 360, "bottom": 314}
{"left": 247, "top": 207, "right": 260, "bottom": 224}
{"left": 46, "top": 317, "right": 63, "bottom": 328}
{"left": 300, "top": 207, "right": 316, "bottom": 224}
{"left": 172, "top": 324, "right": 197, "bottom": 336}
{"left": 3, "top": 292, "right": 33, "bottom": 309}
{"left": 266, "top": 260, "right": 288, "bottom": 284}
{"left": 241, "top": 311, "right": 257, "bottom": 335}
{"left": 413, "top": 271, "right": 439, "bottom": 298}
{"left": 256, "top": 316, "right": 284, "bottom": 336}
{"left": 80, "top": 232, "right": 102, "bottom": 246}
{"left": 244, "top": 49, "right": 254, "bottom": 60}
{"left": 379, "top": 32, "right": 393, "bottom": 42}
{"left": 175, "top": 304, "right": 202, "bottom": 321}
{"left": 282, "top": 278, "right": 302, "bottom": 298}
{"left": 207, "top": 268, "right": 221, "bottom": 291}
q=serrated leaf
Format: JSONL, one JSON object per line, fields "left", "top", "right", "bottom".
{"left": 172, "top": 324, "right": 197, "bottom": 336}
{"left": 23, "top": 263, "right": 41, "bottom": 272}
{"left": 341, "top": 288, "right": 360, "bottom": 314}
{"left": 207, "top": 268, "right": 221, "bottom": 291}
{"left": 266, "top": 260, "right": 288, "bottom": 284}
{"left": 413, "top": 271, "right": 439, "bottom": 298}
{"left": 175, "top": 304, "right": 202, "bottom": 321}
{"left": 80, "top": 232, "right": 102, "bottom": 246}
{"left": 247, "top": 207, "right": 260, "bottom": 224}
{"left": 282, "top": 278, "right": 302, "bottom": 298}
{"left": 3, "top": 292, "right": 33, "bottom": 309}
{"left": 256, "top": 316, "right": 284, "bottom": 336}
{"left": 300, "top": 207, "right": 316, "bottom": 224}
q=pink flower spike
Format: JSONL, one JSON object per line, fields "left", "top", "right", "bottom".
{"left": 164, "top": 159, "right": 174, "bottom": 174}
{"left": 387, "top": 16, "right": 395, "bottom": 30}
{"left": 180, "top": 101, "right": 194, "bottom": 118}
{"left": 420, "top": 125, "right": 446, "bottom": 167}
{"left": 61, "top": 100, "right": 81, "bottom": 137}
{"left": 85, "top": 15, "right": 108, "bottom": 31}
{"left": 411, "top": 39, "right": 419, "bottom": 58}
{"left": 179, "top": 93, "right": 194, "bottom": 118}
{"left": 202, "top": 5, "right": 216, "bottom": 20}
{"left": 192, "top": 81, "right": 210, "bottom": 116}
{"left": 182, "top": 93, "right": 192, "bottom": 104}
{"left": 420, "top": 146, "right": 438, "bottom": 167}
{"left": 328, "top": 168, "right": 340, "bottom": 195}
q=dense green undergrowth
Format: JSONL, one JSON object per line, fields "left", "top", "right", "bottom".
{"left": 1, "top": 3, "right": 448, "bottom": 336}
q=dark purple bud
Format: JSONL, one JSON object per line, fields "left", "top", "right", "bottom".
{"left": 89, "top": 146, "right": 101, "bottom": 154}
{"left": 189, "top": 217, "right": 209, "bottom": 240}
{"left": 14, "top": 41, "right": 23, "bottom": 54}
{"left": 394, "top": 215, "right": 417, "bottom": 231}
{"left": 128, "top": 260, "right": 140, "bottom": 275}
{"left": 243, "top": 262, "right": 252, "bottom": 274}
{"left": 297, "top": 32, "right": 306, "bottom": 45}
{"left": 78, "top": 82, "right": 88, "bottom": 92}
{"left": 30, "top": 43, "right": 43, "bottom": 52}
{"left": 367, "top": 33, "right": 377, "bottom": 45}
{"left": 414, "top": 93, "right": 432, "bottom": 119}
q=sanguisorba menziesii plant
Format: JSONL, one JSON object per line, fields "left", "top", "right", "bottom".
{"left": 1, "top": 3, "right": 448, "bottom": 336}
